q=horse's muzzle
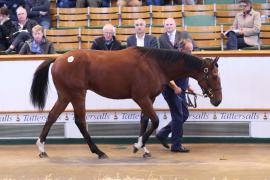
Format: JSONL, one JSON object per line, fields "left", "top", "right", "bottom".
{"left": 211, "top": 99, "right": 222, "bottom": 107}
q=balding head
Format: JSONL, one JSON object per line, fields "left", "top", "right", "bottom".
{"left": 164, "top": 18, "right": 176, "bottom": 33}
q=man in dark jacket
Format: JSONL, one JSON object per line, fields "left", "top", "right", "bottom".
{"left": 156, "top": 18, "right": 195, "bottom": 153}
{"left": 25, "top": 0, "right": 51, "bottom": 29}
{"left": 91, "top": 23, "right": 122, "bottom": 50}
{"left": 127, "top": 18, "right": 158, "bottom": 48}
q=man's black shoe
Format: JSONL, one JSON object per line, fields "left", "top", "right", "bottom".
{"left": 3, "top": 48, "right": 13, "bottom": 54}
{"left": 156, "top": 135, "right": 170, "bottom": 149}
{"left": 171, "top": 146, "right": 190, "bottom": 153}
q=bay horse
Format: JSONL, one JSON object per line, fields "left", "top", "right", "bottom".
{"left": 30, "top": 47, "right": 222, "bottom": 159}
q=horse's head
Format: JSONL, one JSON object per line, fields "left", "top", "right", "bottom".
{"left": 197, "top": 57, "right": 222, "bottom": 106}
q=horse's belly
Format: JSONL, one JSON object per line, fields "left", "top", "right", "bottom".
{"left": 89, "top": 82, "right": 132, "bottom": 100}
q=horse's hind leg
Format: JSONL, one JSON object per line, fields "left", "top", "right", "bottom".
{"left": 37, "top": 98, "right": 69, "bottom": 158}
{"left": 71, "top": 94, "right": 108, "bottom": 159}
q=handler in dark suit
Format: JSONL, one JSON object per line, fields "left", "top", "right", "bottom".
{"left": 127, "top": 18, "right": 158, "bottom": 48}
{"left": 156, "top": 17, "right": 196, "bottom": 153}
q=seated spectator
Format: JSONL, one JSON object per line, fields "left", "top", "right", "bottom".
{"left": 25, "top": 0, "right": 51, "bottom": 29}
{"left": 127, "top": 18, "right": 158, "bottom": 48}
{"left": 0, "top": 0, "right": 25, "bottom": 21}
{"left": 0, "top": 7, "right": 17, "bottom": 51}
{"left": 91, "top": 23, "right": 122, "bottom": 50}
{"left": 223, "top": 0, "right": 261, "bottom": 50}
{"left": 164, "top": 0, "right": 195, "bottom": 5}
{"left": 3, "top": 6, "right": 38, "bottom": 54}
{"left": 159, "top": 18, "right": 197, "bottom": 50}
{"left": 145, "top": 0, "right": 164, "bottom": 5}
{"left": 57, "top": 0, "right": 76, "bottom": 8}
{"left": 19, "top": 25, "right": 55, "bottom": 54}
{"left": 117, "top": 0, "right": 142, "bottom": 6}
{"left": 101, "top": 0, "right": 111, "bottom": 7}
{"left": 76, "top": 0, "right": 101, "bottom": 7}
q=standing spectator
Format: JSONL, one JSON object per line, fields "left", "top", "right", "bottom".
{"left": 19, "top": 25, "right": 55, "bottom": 54}
{"left": 224, "top": 0, "right": 261, "bottom": 50}
{"left": 0, "top": 0, "right": 25, "bottom": 21}
{"left": 57, "top": 0, "right": 76, "bottom": 8}
{"left": 3, "top": 6, "right": 38, "bottom": 54}
{"left": 127, "top": 18, "right": 158, "bottom": 48}
{"left": 156, "top": 18, "right": 196, "bottom": 153}
{"left": 0, "top": 7, "right": 17, "bottom": 51}
{"left": 91, "top": 23, "right": 122, "bottom": 50}
{"left": 25, "top": 0, "right": 51, "bottom": 29}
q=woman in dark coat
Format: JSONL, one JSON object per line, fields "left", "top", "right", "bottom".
{"left": 0, "top": 7, "right": 17, "bottom": 51}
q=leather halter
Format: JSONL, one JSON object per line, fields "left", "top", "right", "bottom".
{"left": 197, "top": 67, "right": 222, "bottom": 98}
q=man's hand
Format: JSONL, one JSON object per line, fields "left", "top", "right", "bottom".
{"left": 173, "top": 86, "right": 182, "bottom": 95}
{"left": 40, "top": 11, "right": 48, "bottom": 16}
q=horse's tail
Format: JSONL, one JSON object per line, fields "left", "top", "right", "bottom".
{"left": 30, "top": 58, "right": 56, "bottom": 110}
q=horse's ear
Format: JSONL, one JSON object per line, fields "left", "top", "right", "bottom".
{"left": 211, "top": 57, "right": 219, "bottom": 68}
{"left": 214, "top": 57, "right": 219, "bottom": 63}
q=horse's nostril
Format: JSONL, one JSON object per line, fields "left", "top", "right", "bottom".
{"left": 211, "top": 99, "right": 221, "bottom": 106}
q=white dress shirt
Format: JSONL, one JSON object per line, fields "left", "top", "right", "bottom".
{"left": 136, "top": 34, "right": 145, "bottom": 47}
{"left": 167, "top": 30, "right": 176, "bottom": 45}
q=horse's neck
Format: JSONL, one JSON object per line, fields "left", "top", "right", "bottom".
{"left": 161, "top": 61, "right": 194, "bottom": 81}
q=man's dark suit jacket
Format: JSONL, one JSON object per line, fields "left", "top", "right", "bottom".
{"left": 159, "top": 30, "right": 197, "bottom": 50}
{"left": 126, "top": 34, "right": 158, "bottom": 48}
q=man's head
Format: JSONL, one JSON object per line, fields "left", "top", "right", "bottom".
{"left": 134, "top": 18, "right": 146, "bottom": 35}
{"left": 164, "top": 18, "right": 176, "bottom": 33}
{"left": 178, "top": 39, "right": 193, "bottom": 54}
{"left": 103, "top": 23, "right": 115, "bottom": 41}
{"left": 32, "top": 25, "right": 44, "bottom": 43}
{"left": 16, "top": 6, "right": 27, "bottom": 23}
{"left": 239, "top": 0, "right": 252, "bottom": 13}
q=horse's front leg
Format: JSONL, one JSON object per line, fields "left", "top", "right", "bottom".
{"left": 71, "top": 94, "right": 108, "bottom": 159}
{"left": 37, "top": 98, "right": 69, "bottom": 158}
{"left": 134, "top": 97, "right": 159, "bottom": 157}
{"left": 133, "top": 113, "right": 151, "bottom": 157}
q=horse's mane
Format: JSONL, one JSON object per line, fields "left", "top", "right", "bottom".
{"left": 134, "top": 47, "right": 206, "bottom": 70}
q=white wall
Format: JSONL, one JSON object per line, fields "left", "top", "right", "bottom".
{"left": 0, "top": 57, "right": 269, "bottom": 111}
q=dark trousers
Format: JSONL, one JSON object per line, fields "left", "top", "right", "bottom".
{"left": 226, "top": 31, "right": 250, "bottom": 50}
{"left": 157, "top": 89, "right": 189, "bottom": 150}
{"left": 11, "top": 31, "right": 31, "bottom": 52}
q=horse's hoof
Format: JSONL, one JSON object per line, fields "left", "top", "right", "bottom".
{"left": 143, "top": 152, "right": 151, "bottom": 158}
{"left": 39, "top": 152, "right": 48, "bottom": 158}
{"left": 98, "top": 153, "right": 109, "bottom": 159}
{"left": 133, "top": 144, "right": 139, "bottom": 154}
